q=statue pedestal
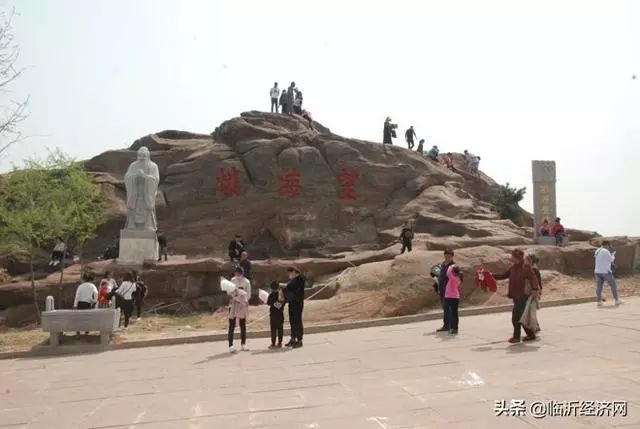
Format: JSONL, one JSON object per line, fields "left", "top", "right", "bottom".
{"left": 118, "top": 229, "right": 158, "bottom": 265}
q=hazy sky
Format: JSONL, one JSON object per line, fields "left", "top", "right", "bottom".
{"left": 4, "top": 0, "right": 640, "bottom": 236}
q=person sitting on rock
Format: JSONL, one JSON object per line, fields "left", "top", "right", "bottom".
{"left": 49, "top": 237, "right": 66, "bottom": 266}
{"left": 551, "top": 217, "right": 565, "bottom": 246}
{"left": 427, "top": 145, "right": 439, "bottom": 162}
{"left": 539, "top": 219, "right": 550, "bottom": 237}
{"left": 228, "top": 235, "right": 246, "bottom": 262}
{"left": 470, "top": 155, "right": 481, "bottom": 174}
{"left": 443, "top": 153, "right": 455, "bottom": 170}
{"left": 399, "top": 223, "right": 414, "bottom": 254}
{"left": 416, "top": 139, "right": 425, "bottom": 154}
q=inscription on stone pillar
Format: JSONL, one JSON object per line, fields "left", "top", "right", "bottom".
{"left": 532, "top": 161, "right": 557, "bottom": 239}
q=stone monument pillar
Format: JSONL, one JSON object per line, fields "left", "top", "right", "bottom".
{"left": 531, "top": 160, "right": 557, "bottom": 241}
{"left": 118, "top": 147, "right": 160, "bottom": 265}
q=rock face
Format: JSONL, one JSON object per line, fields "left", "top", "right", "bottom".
{"left": 2, "top": 111, "right": 639, "bottom": 327}
{"left": 82, "top": 111, "right": 509, "bottom": 259}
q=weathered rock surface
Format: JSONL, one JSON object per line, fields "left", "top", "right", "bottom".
{"left": 80, "top": 111, "right": 513, "bottom": 259}
{"left": 2, "top": 111, "right": 638, "bottom": 326}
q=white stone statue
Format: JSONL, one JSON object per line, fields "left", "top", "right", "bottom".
{"left": 124, "top": 147, "right": 159, "bottom": 231}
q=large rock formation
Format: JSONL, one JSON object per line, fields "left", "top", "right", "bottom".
{"left": 82, "top": 111, "right": 514, "bottom": 259}
{"left": 2, "top": 111, "right": 638, "bottom": 327}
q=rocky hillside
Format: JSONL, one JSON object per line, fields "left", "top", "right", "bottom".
{"left": 2, "top": 111, "right": 639, "bottom": 327}
{"left": 82, "top": 111, "right": 523, "bottom": 259}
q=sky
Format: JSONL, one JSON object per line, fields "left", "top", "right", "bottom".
{"left": 3, "top": 0, "right": 639, "bottom": 236}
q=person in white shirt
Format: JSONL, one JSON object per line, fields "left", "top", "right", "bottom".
{"left": 116, "top": 272, "right": 137, "bottom": 328}
{"left": 230, "top": 267, "right": 252, "bottom": 300}
{"left": 270, "top": 82, "right": 280, "bottom": 113}
{"left": 49, "top": 237, "right": 66, "bottom": 266}
{"left": 74, "top": 274, "right": 98, "bottom": 309}
{"left": 594, "top": 240, "right": 620, "bottom": 306}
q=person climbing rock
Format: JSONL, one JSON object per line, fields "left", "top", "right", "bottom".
{"left": 405, "top": 126, "right": 417, "bottom": 150}
{"left": 399, "top": 223, "right": 414, "bottom": 254}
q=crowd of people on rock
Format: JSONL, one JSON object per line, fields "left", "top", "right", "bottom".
{"left": 269, "top": 82, "right": 314, "bottom": 129}
{"left": 72, "top": 270, "right": 148, "bottom": 330}
{"left": 382, "top": 117, "right": 481, "bottom": 174}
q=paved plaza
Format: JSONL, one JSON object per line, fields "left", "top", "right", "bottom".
{"left": 1, "top": 298, "right": 640, "bottom": 429}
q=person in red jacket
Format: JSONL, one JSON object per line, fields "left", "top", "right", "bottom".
{"left": 551, "top": 217, "right": 565, "bottom": 246}
{"left": 494, "top": 249, "right": 540, "bottom": 343}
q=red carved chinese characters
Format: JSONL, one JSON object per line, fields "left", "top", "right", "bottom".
{"left": 216, "top": 167, "right": 241, "bottom": 196}
{"left": 337, "top": 169, "right": 360, "bottom": 201}
{"left": 279, "top": 168, "right": 301, "bottom": 198}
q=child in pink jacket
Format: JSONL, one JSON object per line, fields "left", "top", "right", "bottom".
{"left": 228, "top": 276, "right": 249, "bottom": 353}
{"left": 444, "top": 265, "right": 462, "bottom": 335}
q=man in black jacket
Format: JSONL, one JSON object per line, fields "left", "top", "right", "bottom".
{"left": 228, "top": 235, "right": 246, "bottom": 262}
{"left": 285, "top": 266, "right": 306, "bottom": 348}
{"left": 436, "top": 249, "right": 456, "bottom": 332}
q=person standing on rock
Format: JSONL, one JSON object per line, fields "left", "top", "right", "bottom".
{"left": 399, "top": 223, "right": 414, "bottom": 254}
{"left": 279, "top": 89, "right": 288, "bottom": 114}
{"left": 157, "top": 230, "right": 168, "bottom": 262}
{"left": 285, "top": 266, "right": 306, "bottom": 348}
{"left": 383, "top": 117, "right": 396, "bottom": 145}
{"left": 293, "top": 89, "right": 303, "bottom": 114}
{"left": 405, "top": 126, "right": 417, "bottom": 150}
{"left": 270, "top": 82, "right": 280, "bottom": 113}
{"left": 228, "top": 235, "right": 246, "bottom": 262}
{"left": 416, "top": 139, "right": 425, "bottom": 154}
{"left": 436, "top": 249, "right": 456, "bottom": 333}
{"left": 493, "top": 249, "right": 540, "bottom": 343}
{"left": 286, "top": 82, "right": 296, "bottom": 115}
{"left": 595, "top": 240, "right": 621, "bottom": 307}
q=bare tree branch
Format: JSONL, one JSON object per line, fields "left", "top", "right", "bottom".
{"left": 0, "top": 7, "right": 29, "bottom": 157}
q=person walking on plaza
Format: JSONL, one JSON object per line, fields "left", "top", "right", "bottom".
{"left": 104, "top": 271, "right": 118, "bottom": 292}
{"left": 117, "top": 272, "right": 137, "bottom": 329}
{"left": 399, "top": 222, "right": 414, "bottom": 254}
{"left": 228, "top": 267, "right": 250, "bottom": 353}
{"left": 405, "top": 126, "right": 417, "bottom": 150}
{"left": 133, "top": 275, "right": 148, "bottom": 319}
{"left": 285, "top": 266, "right": 306, "bottom": 348}
{"left": 595, "top": 240, "right": 621, "bottom": 307}
{"left": 493, "top": 249, "right": 540, "bottom": 343}
{"left": 444, "top": 264, "right": 463, "bottom": 335}
{"left": 270, "top": 82, "right": 279, "bottom": 113}
{"left": 267, "top": 281, "right": 285, "bottom": 349}
{"left": 97, "top": 280, "right": 111, "bottom": 308}
{"left": 436, "top": 249, "right": 456, "bottom": 332}
{"left": 525, "top": 254, "right": 542, "bottom": 332}
{"left": 157, "top": 230, "right": 168, "bottom": 261}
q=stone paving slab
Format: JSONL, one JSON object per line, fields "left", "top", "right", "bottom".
{"left": 1, "top": 298, "right": 639, "bottom": 429}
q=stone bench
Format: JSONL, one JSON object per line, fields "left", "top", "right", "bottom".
{"left": 41, "top": 308, "right": 121, "bottom": 346}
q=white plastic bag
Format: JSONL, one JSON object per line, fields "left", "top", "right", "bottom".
{"left": 220, "top": 277, "right": 236, "bottom": 295}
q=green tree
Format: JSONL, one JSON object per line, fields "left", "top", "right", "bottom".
{"left": 491, "top": 183, "right": 527, "bottom": 225}
{"left": 0, "top": 150, "right": 105, "bottom": 323}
